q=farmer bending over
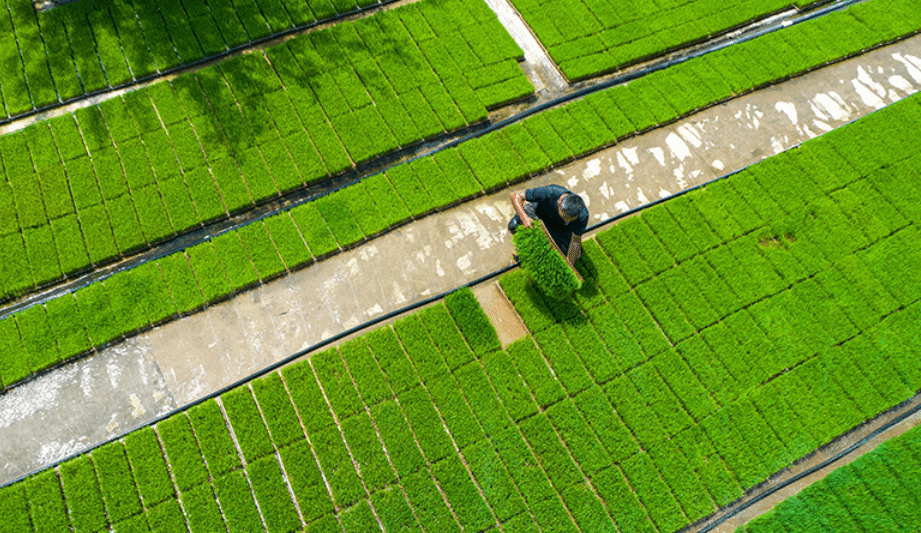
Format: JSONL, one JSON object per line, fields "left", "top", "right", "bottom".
{"left": 508, "top": 185, "right": 588, "bottom": 266}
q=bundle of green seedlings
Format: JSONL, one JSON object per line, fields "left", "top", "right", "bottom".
{"left": 513, "top": 221, "right": 582, "bottom": 298}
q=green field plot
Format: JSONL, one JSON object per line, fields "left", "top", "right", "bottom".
{"left": 509, "top": 0, "right": 919, "bottom": 80}
{"left": 0, "top": 0, "right": 918, "bottom": 396}
{"left": 0, "top": 0, "right": 531, "bottom": 316}
{"left": 4, "top": 82, "right": 921, "bottom": 532}
{"left": 738, "top": 425, "right": 921, "bottom": 532}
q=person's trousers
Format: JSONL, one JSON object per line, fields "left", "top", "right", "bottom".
{"left": 508, "top": 202, "right": 538, "bottom": 233}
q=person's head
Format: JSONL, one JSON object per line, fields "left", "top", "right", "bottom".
{"left": 557, "top": 193, "right": 585, "bottom": 223}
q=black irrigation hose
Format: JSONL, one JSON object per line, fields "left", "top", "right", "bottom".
{"left": 0, "top": 0, "right": 403, "bottom": 128}
{"left": 0, "top": 261, "right": 516, "bottom": 490}
{"left": 0, "top": 0, "right": 880, "bottom": 322}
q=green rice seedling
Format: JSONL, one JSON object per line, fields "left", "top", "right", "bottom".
{"left": 398, "top": 385, "right": 453, "bottom": 463}
{"left": 392, "top": 88, "right": 443, "bottom": 141}
{"left": 654, "top": 347, "right": 717, "bottom": 420}
{"left": 261, "top": 139, "right": 304, "bottom": 193}
{"left": 278, "top": 440, "right": 332, "bottom": 522}
{"left": 280, "top": 361, "right": 335, "bottom": 433}
{"left": 75, "top": 107, "right": 112, "bottom": 155}
{"left": 157, "top": 252, "right": 205, "bottom": 314}
{"left": 93, "top": 441, "right": 142, "bottom": 523}
{"left": 9, "top": 172, "right": 46, "bottom": 231}
{"left": 647, "top": 439, "right": 714, "bottom": 523}
{"left": 456, "top": 136, "right": 505, "bottom": 191}
{"left": 563, "top": 320, "right": 621, "bottom": 382}
{"left": 16, "top": 304, "right": 60, "bottom": 372}
{"left": 384, "top": 164, "right": 435, "bottom": 217}
{"left": 123, "top": 91, "right": 163, "bottom": 137}
{"left": 158, "top": 173, "right": 201, "bottom": 232}
{"left": 131, "top": 261, "right": 177, "bottom": 324}
{"left": 168, "top": 121, "right": 207, "bottom": 172}
{"left": 520, "top": 412, "right": 582, "bottom": 488}
{"left": 394, "top": 314, "right": 449, "bottom": 383}
{"left": 605, "top": 373, "right": 666, "bottom": 449}
{"left": 184, "top": 167, "right": 226, "bottom": 223}
{"left": 335, "top": 500, "right": 383, "bottom": 533}
{"left": 749, "top": 379, "right": 817, "bottom": 461}
{"left": 488, "top": 129, "right": 532, "bottom": 185}
{"left": 118, "top": 138, "right": 155, "bottom": 192}
{"left": 124, "top": 427, "right": 174, "bottom": 507}
{"left": 832, "top": 181, "right": 901, "bottom": 242}
{"left": 369, "top": 400, "right": 425, "bottom": 478}
{"left": 476, "top": 74, "right": 535, "bottom": 110}
{"left": 584, "top": 305, "right": 644, "bottom": 372}
{"left": 247, "top": 456, "right": 301, "bottom": 533}
{"left": 580, "top": 239, "right": 631, "bottom": 301}
{"left": 44, "top": 293, "right": 89, "bottom": 361}
{"left": 457, "top": 358, "right": 516, "bottom": 436}
{"left": 64, "top": 156, "right": 102, "bottom": 212}
{"left": 209, "top": 157, "right": 252, "bottom": 214}
{"left": 419, "top": 304, "right": 474, "bottom": 371}
{"left": 818, "top": 347, "right": 887, "bottom": 418}
{"left": 543, "top": 105, "right": 597, "bottom": 158}
{"left": 620, "top": 216, "right": 675, "bottom": 274}
{"left": 498, "top": 268, "right": 557, "bottom": 333}
{"left": 221, "top": 385, "right": 275, "bottom": 462}
{"left": 444, "top": 287, "right": 499, "bottom": 355}
{"left": 0, "top": 235, "right": 32, "bottom": 299}
{"left": 49, "top": 114, "right": 87, "bottom": 161}
{"left": 433, "top": 455, "right": 494, "bottom": 532}
{"left": 158, "top": 413, "right": 209, "bottom": 492}
{"left": 564, "top": 482, "right": 621, "bottom": 532}
{"left": 150, "top": 498, "right": 193, "bottom": 533}
{"left": 700, "top": 319, "right": 761, "bottom": 390}
{"left": 289, "top": 201, "right": 338, "bottom": 259}
{"left": 214, "top": 106, "right": 257, "bottom": 157}
{"left": 284, "top": 134, "right": 327, "bottom": 186}
{"left": 596, "top": 226, "right": 654, "bottom": 287}
{"left": 547, "top": 398, "right": 611, "bottom": 475}
{"left": 187, "top": 398, "right": 241, "bottom": 477}
{"left": 593, "top": 467, "right": 656, "bottom": 533}
{"left": 47, "top": 217, "right": 84, "bottom": 277}
{"left": 263, "top": 212, "right": 312, "bottom": 270}
{"left": 59, "top": 454, "right": 106, "bottom": 533}
{"left": 311, "top": 425, "right": 364, "bottom": 506}
{"left": 521, "top": 113, "right": 573, "bottom": 165}
{"left": 265, "top": 90, "right": 304, "bottom": 139}
{"left": 514, "top": 222, "right": 582, "bottom": 299}
{"left": 576, "top": 385, "right": 641, "bottom": 463}
{"left": 105, "top": 269, "right": 152, "bottom": 334}
{"left": 370, "top": 485, "right": 423, "bottom": 533}
{"left": 700, "top": 410, "right": 760, "bottom": 490}
{"left": 74, "top": 281, "right": 123, "bottom": 347}
{"left": 366, "top": 326, "right": 421, "bottom": 395}
{"left": 534, "top": 327, "right": 593, "bottom": 395}
{"left": 491, "top": 424, "right": 556, "bottom": 506}
{"left": 134, "top": 13, "right": 181, "bottom": 71}
{"left": 728, "top": 400, "right": 794, "bottom": 485}
{"left": 463, "top": 439, "right": 526, "bottom": 521}
{"left": 860, "top": 230, "right": 921, "bottom": 307}
{"left": 1, "top": 133, "right": 34, "bottom": 179}
{"left": 636, "top": 276, "right": 694, "bottom": 345}
{"left": 22, "top": 225, "right": 62, "bottom": 287}
{"left": 360, "top": 172, "right": 411, "bottom": 229}
{"left": 503, "top": 336, "right": 563, "bottom": 410}
{"left": 427, "top": 374, "right": 483, "bottom": 448}
{"left": 312, "top": 347, "right": 363, "bottom": 420}
{"left": 237, "top": 221, "right": 287, "bottom": 280}
{"left": 214, "top": 470, "right": 263, "bottom": 532}
{"left": 170, "top": 77, "right": 211, "bottom": 121}
{"left": 142, "top": 131, "right": 182, "bottom": 183}
{"left": 314, "top": 190, "right": 365, "bottom": 247}
{"left": 403, "top": 469, "right": 463, "bottom": 533}
{"left": 99, "top": 97, "right": 138, "bottom": 143}
{"left": 24, "top": 469, "right": 70, "bottom": 532}
{"left": 186, "top": 241, "right": 233, "bottom": 302}
{"left": 341, "top": 411, "right": 396, "bottom": 492}
{"left": 339, "top": 337, "right": 390, "bottom": 407}
{"left": 630, "top": 362, "right": 693, "bottom": 437}
{"left": 336, "top": 182, "right": 388, "bottom": 238}
{"left": 408, "top": 155, "right": 455, "bottom": 208}
{"left": 24, "top": 123, "right": 61, "bottom": 171}
{"left": 531, "top": 491, "right": 581, "bottom": 533}
{"left": 106, "top": 195, "right": 147, "bottom": 254}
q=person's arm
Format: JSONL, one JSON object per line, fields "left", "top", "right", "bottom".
{"left": 509, "top": 190, "right": 533, "bottom": 228}
{"left": 566, "top": 233, "right": 582, "bottom": 266}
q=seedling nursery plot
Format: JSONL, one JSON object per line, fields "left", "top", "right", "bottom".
{"left": 3, "top": 93, "right": 921, "bottom": 532}
{"left": 0, "top": 0, "right": 531, "bottom": 304}
{"left": 0, "top": 0, "right": 434, "bottom": 120}
{"left": 737, "top": 424, "right": 921, "bottom": 532}
{"left": 509, "top": 0, "right": 861, "bottom": 80}
{"left": 0, "top": 0, "right": 916, "bottom": 391}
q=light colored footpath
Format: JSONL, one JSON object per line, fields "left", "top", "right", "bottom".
{"left": 1, "top": 37, "right": 920, "bottom": 486}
